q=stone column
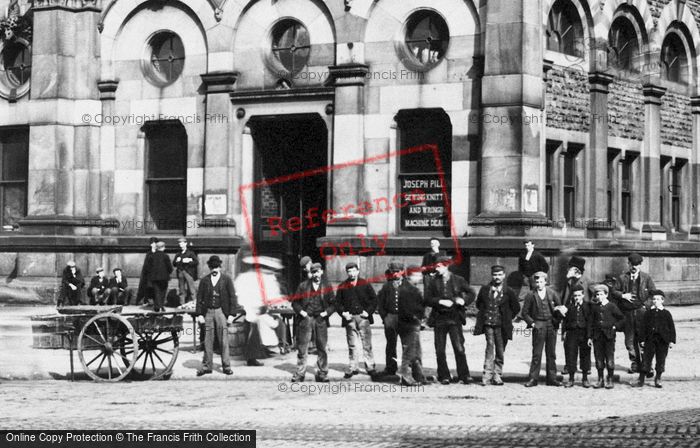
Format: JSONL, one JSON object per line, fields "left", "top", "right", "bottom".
{"left": 326, "top": 64, "right": 369, "bottom": 236}
{"left": 21, "top": 1, "right": 102, "bottom": 234}
{"left": 200, "top": 72, "right": 238, "bottom": 235}
{"left": 97, "top": 80, "right": 119, "bottom": 233}
{"left": 586, "top": 71, "right": 615, "bottom": 237}
{"left": 640, "top": 82, "right": 667, "bottom": 240}
{"left": 474, "top": 0, "right": 546, "bottom": 235}
{"left": 690, "top": 96, "right": 700, "bottom": 236}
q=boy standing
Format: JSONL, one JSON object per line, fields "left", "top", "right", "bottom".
{"left": 589, "top": 284, "right": 625, "bottom": 389}
{"left": 561, "top": 284, "right": 592, "bottom": 387}
{"left": 632, "top": 290, "right": 676, "bottom": 388}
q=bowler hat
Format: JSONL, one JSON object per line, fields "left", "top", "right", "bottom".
{"left": 628, "top": 252, "right": 643, "bottom": 265}
{"left": 207, "top": 255, "right": 223, "bottom": 268}
{"left": 568, "top": 256, "right": 586, "bottom": 272}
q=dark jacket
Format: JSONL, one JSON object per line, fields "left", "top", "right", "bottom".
{"left": 421, "top": 250, "right": 446, "bottom": 274}
{"left": 108, "top": 275, "right": 128, "bottom": 292}
{"left": 518, "top": 250, "right": 549, "bottom": 277}
{"left": 88, "top": 275, "right": 109, "bottom": 299}
{"left": 397, "top": 280, "right": 424, "bottom": 326}
{"left": 589, "top": 301, "right": 625, "bottom": 340}
{"left": 425, "top": 273, "right": 474, "bottom": 325}
{"left": 615, "top": 271, "right": 656, "bottom": 311}
{"left": 473, "top": 283, "right": 520, "bottom": 340}
{"left": 561, "top": 299, "right": 593, "bottom": 333}
{"left": 560, "top": 277, "right": 595, "bottom": 304}
{"left": 60, "top": 266, "right": 85, "bottom": 301}
{"left": 173, "top": 249, "right": 198, "bottom": 279}
{"left": 195, "top": 273, "right": 237, "bottom": 318}
{"left": 640, "top": 308, "right": 676, "bottom": 344}
{"left": 136, "top": 250, "right": 155, "bottom": 302}
{"left": 292, "top": 279, "right": 335, "bottom": 322}
{"left": 521, "top": 287, "right": 563, "bottom": 329}
{"left": 335, "top": 278, "right": 377, "bottom": 325}
{"left": 149, "top": 251, "right": 173, "bottom": 281}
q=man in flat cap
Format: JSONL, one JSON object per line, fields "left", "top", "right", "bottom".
{"left": 292, "top": 263, "right": 335, "bottom": 382}
{"left": 377, "top": 261, "right": 406, "bottom": 377}
{"left": 588, "top": 284, "right": 624, "bottom": 389}
{"left": 59, "top": 260, "right": 84, "bottom": 307}
{"left": 109, "top": 268, "right": 130, "bottom": 305}
{"left": 88, "top": 267, "right": 111, "bottom": 305}
{"left": 522, "top": 271, "right": 564, "bottom": 387}
{"left": 474, "top": 265, "right": 520, "bottom": 386}
{"left": 336, "top": 261, "right": 378, "bottom": 378}
{"left": 425, "top": 256, "right": 474, "bottom": 385}
{"left": 173, "top": 237, "right": 198, "bottom": 306}
{"left": 559, "top": 255, "right": 593, "bottom": 375}
{"left": 196, "top": 255, "right": 236, "bottom": 376}
{"left": 616, "top": 252, "right": 656, "bottom": 374}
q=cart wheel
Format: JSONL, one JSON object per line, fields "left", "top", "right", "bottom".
{"left": 122, "top": 330, "right": 179, "bottom": 380}
{"left": 77, "top": 313, "right": 137, "bottom": 382}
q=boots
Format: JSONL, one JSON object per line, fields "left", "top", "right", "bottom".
{"left": 654, "top": 373, "right": 662, "bottom": 388}
{"left": 605, "top": 369, "right": 614, "bottom": 389}
{"left": 581, "top": 375, "right": 591, "bottom": 388}
{"left": 594, "top": 369, "right": 605, "bottom": 388}
{"left": 630, "top": 373, "right": 645, "bottom": 387}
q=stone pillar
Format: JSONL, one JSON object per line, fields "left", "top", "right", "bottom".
{"left": 97, "top": 80, "right": 119, "bottom": 234}
{"left": 690, "top": 96, "right": 700, "bottom": 236}
{"left": 474, "top": 0, "right": 546, "bottom": 235}
{"left": 200, "top": 72, "right": 238, "bottom": 234}
{"left": 326, "top": 64, "right": 369, "bottom": 236}
{"left": 21, "top": 1, "right": 102, "bottom": 234}
{"left": 586, "top": 71, "right": 615, "bottom": 237}
{"left": 610, "top": 151, "right": 622, "bottom": 228}
{"left": 660, "top": 157, "right": 672, "bottom": 230}
{"left": 640, "top": 82, "right": 667, "bottom": 240}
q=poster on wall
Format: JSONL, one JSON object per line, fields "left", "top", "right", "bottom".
{"left": 399, "top": 174, "right": 449, "bottom": 231}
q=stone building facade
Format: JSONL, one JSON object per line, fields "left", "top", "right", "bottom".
{"left": 0, "top": 0, "right": 699, "bottom": 303}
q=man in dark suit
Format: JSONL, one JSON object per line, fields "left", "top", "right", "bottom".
{"left": 616, "top": 252, "right": 656, "bottom": 375}
{"left": 196, "top": 255, "right": 236, "bottom": 376}
{"left": 292, "top": 263, "right": 335, "bottom": 383}
{"left": 148, "top": 241, "right": 173, "bottom": 312}
{"left": 522, "top": 271, "right": 564, "bottom": 387}
{"left": 108, "top": 268, "right": 130, "bottom": 305}
{"left": 136, "top": 237, "right": 158, "bottom": 306}
{"left": 88, "top": 267, "right": 111, "bottom": 305}
{"left": 378, "top": 261, "right": 410, "bottom": 377}
{"left": 59, "top": 260, "right": 84, "bottom": 307}
{"left": 474, "top": 265, "right": 520, "bottom": 386}
{"left": 336, "top": 261, "right": 378, "bottom": 378}
{"left": 561, "top": 284, "right": 593, "bottom": 387}
{"left": 588, "top": 284, "right": 625, "bottom": 389}
{"left": 173, "top": 237, "right": 198, "bottom": 305}
{"left": 425, "top": 256, "right": 474, "bottom": 385}
{"left": 518, "top": 240, "right": 549, "bottom": 296}
{"left": 397, "top": 265, "right": 427, "bottom": 386}
{"left": 632, "top": 290, "right": 676, "bottom": 388}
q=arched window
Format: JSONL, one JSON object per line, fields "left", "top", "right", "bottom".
{"left": 404, "top": 10, "right": 450, "bottom": 68}
{"left": 661, "top": 32, "right": 689, "bottom": 84}
{"left": 608, "top": 17, "right": 640, "bottom": 71}
{"left": 546, "top": 0, "right": 584, "bottom": 57}
{"left": 146, "top": 31, "right": 185, "bottom": 85}
{"left": 271, "top": 19, "right": 310, "bottom": 74}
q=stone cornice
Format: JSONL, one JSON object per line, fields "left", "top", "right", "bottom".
{"left": 588, "top": 71, "right": 614, "bottom": 94}
{"left": 31, "top": 0, "right": 100, "bottom": 12}
{"left": 200, "top": 71, "right": 239, "bottom": 94}
{"left": 326, "top": 64, "right": 370, "bottom": 87}
{"left": 642, "top": 83, "right": 667, "bottom": 105}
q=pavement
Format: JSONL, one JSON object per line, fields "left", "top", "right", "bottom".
{"left": 2, "top": 303, "right": 700, "bottom": 382}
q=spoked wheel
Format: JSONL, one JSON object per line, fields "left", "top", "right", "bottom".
{"left": 78, "top": 313, "right": 137, "bottom": 382}
{"left": 122, "top": 330, "right": 179, "bottom": 380}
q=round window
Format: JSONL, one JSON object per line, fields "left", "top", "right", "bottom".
{"left": 145, "top": 31, "right": 185, "bottom": 85}
{"left": 2, "top": 41, "right": 31, "bottom": 87}
{"left": 403, "top": 10, "right": 449, "bottom": 70}
{"left": 271, "top": 19, "right": 310, "bottom": 74}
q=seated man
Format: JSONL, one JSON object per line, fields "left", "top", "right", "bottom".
{"left": 59, "top": 261, "right": 84, "bottom": 307}
{"left": 88, "top": 267, "right": 111, "bottom": 305}
{"left": 108, "top": 268, "right": 131, "bottom": 305}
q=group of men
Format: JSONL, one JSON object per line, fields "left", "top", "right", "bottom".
{"left": 58, "top": 262, "right": 129, "bottom": 307}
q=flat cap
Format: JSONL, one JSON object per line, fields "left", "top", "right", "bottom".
{"left": 436, "top": 255, "right": 452, "bottom": 264}
{"left": 491, "top": 265, "right": 505, "bottom": 273}
{"left": 628, "top": 252, "right": 643, "bottom": 265}
{"left": 388, "top": 261, "right": 405, "bottom": 272}
{"left": 649, "top": 289, "right": 665, "bottom": 298}
{"left": 95, "top": 267, "right": 104, "bottom": 273}
{"left": 345, "top": 261, "right": 359, "bottom": 271}
{"left": 533, "top": 271, "right": 548, "bottom": 280}
{"left": 310, "top": 262, "right": 323, "bottom": 273}
{"left": 299, "top": 256, "right": 312, "bottom": 268}
{"left": 593, "top": 284, "right": 609, "bottom": 294}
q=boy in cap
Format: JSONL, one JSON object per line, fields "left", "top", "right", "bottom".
{"left": 108, "top": 268, "right": 130, "bottom": 305}
{"left": 425, "top": 256, "right": 474, "bottom": 384}
{"left": 173, "top": 237, "right": 198, "bottom": 306}
{"left": 522, "top": 271, "right": 564, "bottom": 387}
{"left": 336, "top": 261, "right": 378, "bottom": 378}
{"left": 616, "top": 252, "right": 656, "bottom": 374}
{"left": 632, "top": 290, "right": 676, "bottom": 388}
{"left": 560, "top": 255, "right": 593, "bottom": 375}
{"left": 88, "top": 267, "right": 111, "bottom": 305}
{"left": 196, "top": 255, "right": 236, "bottom": 376}
{"left": 59, "top": 261, "right": 85, "bottom": 307}
{"left": 474, "top": 265, "right": 520, "bottom": 386}
{"left": 588, "top": 284, "right": 625, "bottom": 389}
{"left": 561, "top": 284, "right": 592, "bottom": 387}
{"left": 292, "top": 263, "right": 335, "bottom": 382}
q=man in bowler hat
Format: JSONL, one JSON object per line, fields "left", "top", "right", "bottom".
{"left": 196, "top": 255, "right": 236, "bottom": 376}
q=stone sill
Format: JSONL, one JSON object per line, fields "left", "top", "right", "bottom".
{"left": 0, "top": 235, "right": 244, "bottom": 253}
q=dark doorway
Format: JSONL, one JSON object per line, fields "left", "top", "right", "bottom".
{"left": 249, "top": 114, "right": 328, "bottom": 293}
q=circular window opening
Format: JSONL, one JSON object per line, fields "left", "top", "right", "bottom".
{"left": 2, "top": 41, "right": 31, "bottom": 87}
{"left": 271, "top": 19, "right": 310, "bottom": 74}
{"left": 403, "top": 10, "right": 449, "bottom": 70}
{"left": 146, "top": 31, "right": 185, "bottom": 85}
